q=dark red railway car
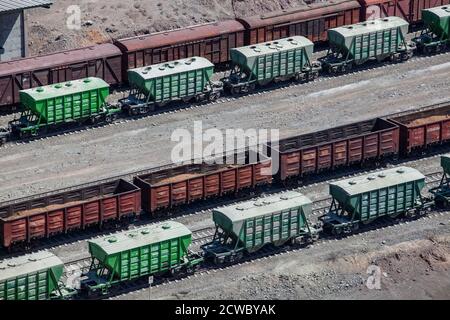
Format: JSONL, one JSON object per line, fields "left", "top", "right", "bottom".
{"left": 114, "top": 20, "right": 245, "bottom": 80}
{"left": 388, "top": 102, "right": 450, "bottom": 155}
{"left": 0, "top": 179, "right": 141, "bottom": 249}
{"left": 358, "top": 0, "right": 450, "bottom": 24}
{"left": 267, "top": 118, "right": 399, "bottom": 181}
{"left": 236, "top": 0, "right": 361, "bottom": 44}
{"left": 133, "top": 151, "right": 272, "bottom": 214}
{"left": 0, "top": 43, "right": 123, "bottom": 111}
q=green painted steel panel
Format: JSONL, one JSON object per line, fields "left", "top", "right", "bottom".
{"left": 127, "top": 57, "right": 214, "bottom": 103}
{"left": 213, "top": 191, "right": 312, "bottom": 250}
{"left": 230, "top": 36, "right": 313, "bottom": 84}
{"left": 88, "top": 222, "right": 192, "bottom": 281}
{"left": 0, "top": 251, "right": 63, "bottom": 300}
{"left": 423, "top": 6, "right": 450, "bottom": 41}
{"left": 328, "top": 17, "right": 409, "bottom": 62}
{"left": 19, "top": 77, "right": 110, "bottom": 124}
{"left": 330, "top": 167, "right": 425, "bottom": 221}
{"left": 441, "top": 154, "right": 450, "bottom": 175}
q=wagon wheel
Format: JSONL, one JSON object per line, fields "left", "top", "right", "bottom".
{"left": 214, "top": 256, "right": 225, "bottom": 265}
{"left": 362, "top": 218, "right": 376, "bottom": 225}
{"left": 256, "top": 79, "right": 270, "bottom": 86}
{"left": 157, "top": 101, "right": 168, "bottom": 108}
{"left": 231, "top": 86, "right": 241, "bottom": 95}
{"left": 332, "top": 227, "right": 342, "bottom": 237}
{"left": 294, "top": 73, "right": 303, "bottom": 82}
{"left": 234, "top": 252, "right": 244, "bottom": 261}
{"left": 181, "top": 96, "right": 192, "bottom": 103}
{"left": 309, "top": 71, "right": 319, "bottom": 81}
{"left": 19, "top": 130, "right": 31, "bottom": 140}
{"left": 404, "top": 209, "right": 416, "bottom": 219}
{"left": 185, "top": 266, "right": 194, "bottom": 275}
{"left": 247, "top": 83, "right": 256, "bottom": 92}
{"left": 346, "top": 62, "right": 353, "bottom": 71}
{"left": 437, "top": 198, "right": 450, "bottom": 209}
{"left": 389, "top": 211, "right": 403, "bottom": 219}
{"left": 128, "top": 108, "right": 138, "bottom": 117}
{"left": 208, "top": 91, "right": 220, "bottom": 102}
{"left": 273, "top": 239, "right": 288, "bottom": 247}
{"left": 106, "top": 114, "right": 117, "bottom": 123}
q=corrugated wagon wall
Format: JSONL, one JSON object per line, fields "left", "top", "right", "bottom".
{"left": 0, "top": 10, "right": 26, "bottom": 61}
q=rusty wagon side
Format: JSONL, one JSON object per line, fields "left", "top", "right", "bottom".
{"left": 237, "top": 0, "right": 361, "bottom": 44}
{"left": 114, "top": 20, "right": 245, "bottom": 82}
{"left": 133, "top": 151, "right": 272, "bottom": 214}
{"left": 267, "top": 118, "right": 400, "bottom": 181}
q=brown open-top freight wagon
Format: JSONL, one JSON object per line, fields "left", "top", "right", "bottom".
{"left": 134, "top": 151, "right": 272, "bottom": 214}
{"left": 267, "top": 118, "right": 399, "bottom": 181}
{"left": 387, "top": 102, "right": 450, "bottom": 155}
{"left": 0, "top": 44, "right": 122, "bottom": 111}
{"left": 0, "top": 179, "right": 141, "bottom": 249}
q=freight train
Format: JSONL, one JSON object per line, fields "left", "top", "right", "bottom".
{"left": 1, "top": 8, "right": 449, "bottom": 141}
{"left": 0, "top": 101, "right": 448, "bottom": 251}
{"left": 1, "top": 1, "right": 449, "bottom": 111}
{"left": 1, "top": 156, "right": 450, "bottom": 299}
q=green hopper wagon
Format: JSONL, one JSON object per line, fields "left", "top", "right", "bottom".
{"left": 413, "top": 5, "right": 450, "bottom": 53}
{"left": 0, "top": 251, "right": 73, "bottom": 300}
{"left": 321, "top": 17, "right": 414, "bottom": 73}
{"left": 320, "top": 166, "right": 428, "bottom": 235}
{"left": 203, "top": 190, "right": 314, "bottom": 264}
{"left": 430, "top": 154, "right": 450, "bottom": 207}
{"left": 81, "top": 221, "right": 202, "bottom": 295}
{"left": 121, "top": 56, "right": 222, "bottom": 115}
{"left": 9, "top": 77, "right": 119, "bottom": 137}
{"left": 224, "top": 36, "right": 320, "bottom": 94}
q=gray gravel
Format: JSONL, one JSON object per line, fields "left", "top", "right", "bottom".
{"left": 0, "top": 53, "right": 449, "bottom": 202}
{"left": 113, "top": 211, "right": 450, "bottom": 300}
{"left": 45, "top": 154, "right": 444, "bottom": 265}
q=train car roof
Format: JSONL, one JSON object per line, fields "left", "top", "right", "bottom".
{"left": 231, "top": 36, "right": 313, "bottom": 58}
{"left": 329, "top": 16, "right": 409, "bottom": 38}
{"left": 213, "top": 190, "right": 312, "bottom": 223}
{"left": 237, "top": 0, "right": 361, "bottom": 29}
{"left": 20, "top": 77, "right": 109, "bottom": 101}
{"left": 128, "top": 56, "right": 213, "bottom": 80}
{"left": 330, "top": 167, "right": 425, "bottom": 197}
{"left": 88, "top": 221, "right": 191, "bottom": 255}
{"left": 423, "top": 5, "right": 450, "bottom": 18}
{"left": 114, "top": 20, "right": 245, "bottom": 52}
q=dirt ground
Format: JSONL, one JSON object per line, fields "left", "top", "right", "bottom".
{"left": 26, "top": 0, "right": 309, "bottom": 55}
{"left": 0, "top": 53, "right": 449, "bottom": 201}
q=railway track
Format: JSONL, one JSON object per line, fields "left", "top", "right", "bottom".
{"left": 57, "top": 168, "right": 445, "bottom": 296}
{"left": 1, "top": 49, "right": 448, "bottom": 149}
{"left": 1, "top": 146, "right": 448, "bottom": 264}
{"left": 108, "top": 209, "right": 450, "bottom": 300}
